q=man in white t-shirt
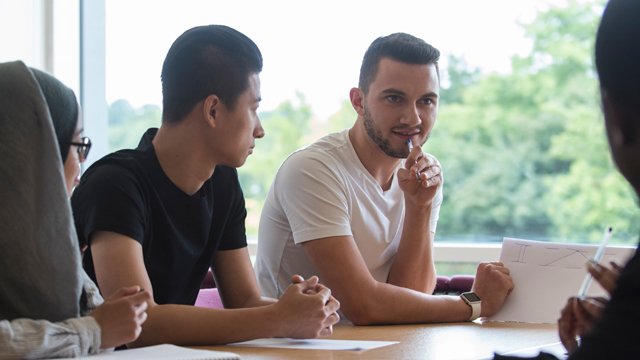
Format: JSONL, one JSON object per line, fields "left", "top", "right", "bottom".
{"left": 256, "top": 32, "right": 513, "bottom": 324}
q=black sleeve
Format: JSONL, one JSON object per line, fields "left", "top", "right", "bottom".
{"left": 71, "top": 162, "right": 146, "bottom": 247}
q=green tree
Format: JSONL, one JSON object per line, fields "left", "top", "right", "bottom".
{"left": 322, "top": 99, "right": 356, "bottom": 135}
{"left": 108, "top": 99, "right": 134, "bottom": 126}
{"left": 430, "top": 0, "right": 638, "bottom": 244}
{"left": 239, "top": 93, "right": 315, "bottom": 236}
{"left": 104, "top": 0, "right": 640, "bottom": 244}
{"left": 440, "top": 55, "right": 480, "bottom": 105}
{"left": 108, "top": 100, "right": 161, "bottom": 151}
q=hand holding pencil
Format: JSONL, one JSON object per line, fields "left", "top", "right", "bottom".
{"left": 558, "top": 227, "right": 624, "bottom": 354}
{"left": 557, "top": 259, "right": 620, "bottom": 354}
{"left": 577, "top": 227, "right": 613, "bottom": 297}
{"left": 399, "top": 139, "right": 442, "bottom": 207}
{"left": 586, "top": 259, "right": 623, "bottom": 294}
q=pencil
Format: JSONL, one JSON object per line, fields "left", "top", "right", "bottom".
{"left": 577, "top": 227, "right": 613, "bottom": 297}
{"left": 406, "top": 139, "right": 420, "bottom": 181}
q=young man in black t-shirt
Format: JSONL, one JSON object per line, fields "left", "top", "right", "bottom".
{"left": 72, "top": 25, "right": 339, "bottom": 347}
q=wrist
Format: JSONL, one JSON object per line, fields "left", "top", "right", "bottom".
{"left": 404, "top": 198, "right": 434, "bottom": 212}
{"left": 264, "top": 302, "right": 287, "bottom": 338}
{"left": 460, "top": 292, "right": 482, "bottom": 321}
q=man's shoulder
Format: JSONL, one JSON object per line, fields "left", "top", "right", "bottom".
{"left": 284, "top": 131, "right": 350, "bottom": 166}
{"left": 86, "top": 149, "right": 146, "bottom": 176}
{"left": 308, "top": 130, "right": 349, "bottom": 151}
{"left": 70, "top": 150, "right": 150, "bottom": 226}
{"left": 84, "top": 127, "right": 157, "bottom": 178}
{"left": 77, "top": 149, "right": 150, "bottom": 194}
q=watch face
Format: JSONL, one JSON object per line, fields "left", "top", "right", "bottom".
{"left": 463, "top": 292, "right": 481, "bottom": 302}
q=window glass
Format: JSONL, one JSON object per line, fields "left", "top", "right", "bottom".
{"left": 0, "top": 0, "right": 45, "bottom": 68}
{"left": 52, "top": 0, "right": 79, "bottom": 95}
{"left": 0, "top": 0, "right": 79, "bottom": 94}
{"left": 99, "top": 0, "right": 638, "bottom": 246}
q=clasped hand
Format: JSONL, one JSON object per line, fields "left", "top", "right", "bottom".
{"left": 275, "top": 275, "right": 340, "bottom": 338}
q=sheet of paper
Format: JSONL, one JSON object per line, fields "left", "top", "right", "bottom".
{"left": 229, "top": 338, "right": 399, "bottom": 351}
{"left": 492, "top": 341, "right": 568, "bottom": 360}
{"left": 488, "top": 237, "right": 635, "bottom": 323}
{"left": 52, "top": 344, "right": 240, "bottom": 360}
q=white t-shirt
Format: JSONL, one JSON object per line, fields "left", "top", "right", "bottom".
{"left": 255, "top": 129, "right": 443, "bottom": 297}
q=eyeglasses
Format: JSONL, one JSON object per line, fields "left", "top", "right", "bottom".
{"left": 68, "top": 137, "right": 92, "bottom": 162}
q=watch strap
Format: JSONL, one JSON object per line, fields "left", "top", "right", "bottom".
{"left": 460, "top": 292, "right": 481, "bottom": 321}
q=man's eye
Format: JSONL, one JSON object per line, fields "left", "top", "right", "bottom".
{"left": 421, "top": 98, "right": 435, "bottom": 105}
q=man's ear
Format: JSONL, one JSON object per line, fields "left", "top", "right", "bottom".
{"left": 349, "top": 87, "right": 366, "bottom": 116}
{"left": 602, "top": 90, "right": 638, "bottom": 146}
{"left": 203, "top": 94, "right": 220, "bottom": 127}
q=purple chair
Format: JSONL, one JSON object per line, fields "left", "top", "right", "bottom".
{"left": 433, "top": 275, "right": 474, "bottom": 294}
{"left": 195, "top": 288, "right": 224, "bottom": 309}
{"left": 195, "top": 269, "right": 224, "bottom": 309}
{"left": 434, "top": 275, "right": 451, "bottom": 294}
{"left": 449, "top": 275, "right": 475, "bottom": 294}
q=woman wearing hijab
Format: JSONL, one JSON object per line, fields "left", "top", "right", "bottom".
{"left": 0, "top": 61, "right": 151, "bottom": 359}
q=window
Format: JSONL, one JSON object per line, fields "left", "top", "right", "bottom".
{"left": 0, "top": 0, "right": 79, "bottom": 100}
{"left": 5, "top": 0, "right": 638, "bottom": 275}
{"left": 0, "top": 1, "right": 50, "bottom": 72}
{"left": 102, "top": 0, "right": 638, "bottom": 248}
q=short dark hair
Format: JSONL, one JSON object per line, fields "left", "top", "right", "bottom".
{"left": 358, "top": 32, "right": 440, "bottom": 94}
{"left": 161, "top": 25, "right": 263, "bottom": 123}
{"left": 595, "top": 0, "right": 640, "bottom": 109}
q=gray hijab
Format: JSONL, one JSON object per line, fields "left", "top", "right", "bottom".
{"left": 0, "top": 61, "right": 83, "bottom": 322}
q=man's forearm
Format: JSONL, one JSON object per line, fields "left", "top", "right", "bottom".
{"left": 387, "top": 205, "right": 436, "bottom": 293}
{"left": 131, "top": 304, "right": 283, "bottom": 347}
{"left": 341, "top": 282, "right": 471, "bottom": 325}
{"left": 235, "top": 296, "right": 276, "bottom": 308}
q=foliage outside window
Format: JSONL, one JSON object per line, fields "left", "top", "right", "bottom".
{"left": 106, "top": 0, "right": 639, "bottom": 245}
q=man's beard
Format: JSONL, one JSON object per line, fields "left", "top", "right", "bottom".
{"left": 363, "top": 106, "right": 409, "bottom": 159}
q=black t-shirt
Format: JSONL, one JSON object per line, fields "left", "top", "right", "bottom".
{"left": 71, "top": 128, "right": 247, "bottom": 305}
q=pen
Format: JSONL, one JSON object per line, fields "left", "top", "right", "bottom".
{"left": 577, "top": 227, "right": 613, "bottom": 297}
{"left": 406, "top": 139, "right": 421, "bottom": 181}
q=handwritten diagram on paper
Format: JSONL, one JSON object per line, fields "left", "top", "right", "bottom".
{"left": 510, "top": 243, "right": 607, "bottom": 269}
{"left": 488, "top": 237, "right": 635, "bottom": 324}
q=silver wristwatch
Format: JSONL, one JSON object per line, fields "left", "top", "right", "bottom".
{"left": 460, "top": 291, "right": 482, "bottom": 321}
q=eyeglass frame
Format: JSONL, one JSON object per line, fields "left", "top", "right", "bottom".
{"left": 68, "top": 136, "right": 92, "bottom": 161}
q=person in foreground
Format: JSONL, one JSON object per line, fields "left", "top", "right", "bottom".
{"left": 71, "top": 25, "right": 339, "bottom": 347}
{"left": 0, "top": 61, "right": 150, "bottom": 358}
{"left": 495, "top": 0, "right": 640, "bottom": 358}
{"left": 255, "top": 32, "right": 513, "bottom": 325}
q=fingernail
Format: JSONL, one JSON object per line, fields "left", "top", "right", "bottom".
{"left": 587, "top": 259, "right": 600, "bottom": 270}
